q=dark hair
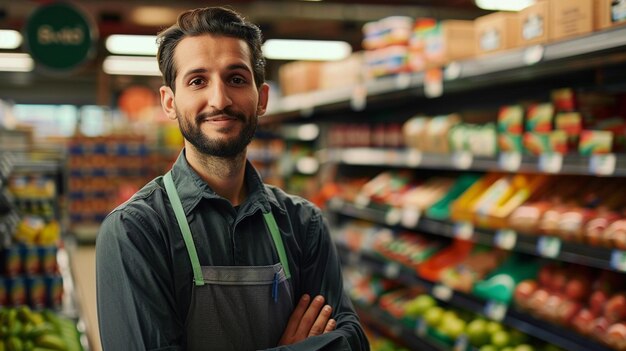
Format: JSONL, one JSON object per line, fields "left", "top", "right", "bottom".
{"left": 156, "top": 7, "right": 266, "bottom": 91}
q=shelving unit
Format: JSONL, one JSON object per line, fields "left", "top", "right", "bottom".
{"left": 262, "top": 26, "right": 626, "bottom": 124}
{"left": 257, "top": 16, "right": 626, "bottom": 351}
{"left": 329, "top": 198, "right": 626, "bottom": 273}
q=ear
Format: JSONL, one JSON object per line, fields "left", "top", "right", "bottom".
{"left": 160, "top": 85, "right": 177, "bottom": 119}
{"left": 256, "top": 83, "right": 270, "bottom": 116}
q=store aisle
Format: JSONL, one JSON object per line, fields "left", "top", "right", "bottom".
{"left": 70, "top": 244, "right": 102, "bottom": 351}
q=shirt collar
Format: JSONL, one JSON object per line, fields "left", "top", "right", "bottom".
{"left": 169, "top": 149, "right": 280, "bottom": 215}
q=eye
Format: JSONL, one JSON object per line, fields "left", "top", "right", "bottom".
{"left": 189, "top": 77, "right": 206, "bottom": 86}
{"left": 230, "top": 76, "right": 248, "bottom": 86}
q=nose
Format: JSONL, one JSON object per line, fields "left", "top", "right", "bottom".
{"left": 207, "top": 80, "right": 232, "bottom": 110}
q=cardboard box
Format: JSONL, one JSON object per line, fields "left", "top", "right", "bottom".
{"left": 595, "top": 0, "right": 626, "bottom": 30}
{"left": 549, "top": 0, "right": 594, "bottom": 41}
{"left": 424, "top": 20, "right": 475, "bottom": 65}
{"left": 278, "top": 61, "right": 322, "bottom": 96}
{"left": 519, "top": 1, "right": 549, "bottom": 45}
{"left": 475, "top": 12, "right": 520, "bottom": 55}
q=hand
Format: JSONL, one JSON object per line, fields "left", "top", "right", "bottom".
{"left": 278, "top": 294, "right": 336, "bottom": 345}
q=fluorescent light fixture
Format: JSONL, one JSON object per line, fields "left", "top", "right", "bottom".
{"left": 263, "top": 39, "right": 351, "bottom": 61}
{"left": 0, "top": 30, "right": 22, "bottom": 49}
{"left": 102, "top": 55, "right": 160, "bottom": 76}
{"left": 475, "top": 0, "right": 535, "bottom": 11}
{"left": 105, "top": 35, "right": 158, "bottom": 56}
{"left": 0, "top": 53, "right": 34, "bottom": 72}
{"left": 132, "top": 6, "right": 179, "bottom": 27}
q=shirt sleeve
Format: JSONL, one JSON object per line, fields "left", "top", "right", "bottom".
{"left": 266, "top": 210, "right": 370, "bottom": 351}
{"left": 96, "top": 207, "right": 184, "bottom": 351}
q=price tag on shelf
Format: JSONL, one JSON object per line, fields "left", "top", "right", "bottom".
{"left": 537, "top": 236, "right": 561, "bottom": 258}
{"left": 454, "top": 222, "right": 474, "bottom": 241}
{"left": 424, "top": 68, "right": 443, "bottom": 98}
{"left": 499, "top": 152, "right": 522, "bottom": 172}
{"left": 384, "top": 261, "right": 401, "bottom": 279}
{"left": 444, "top": 61, "right": 462, "bottom": 81}
{"left": 538, "top": 153, "right": 563, "bottom": 174}
{"left": 405, "top": 149, "right": 423, "bottom": 167}
{"left": 328, "top": 197, "right": 344, "bottom": 211}
{"left": 484, "top": 301, "right": 508, "bottom": 322}
{"left": 494, "top": 229, "right": 518, "bottom": 250}
{"left": 350, "top": 84, "right": 367, "bottom": 112}
{"left": 415, "top": 318, "right": 427, "bottom": 337}
{"left": 354, "top": 194, "right": 370, "bottom": 209}
{"left": 347, "top": 250, "right": 361, "bottom": 266}
{"left": 432, "top": 284, "right": 453, "bottom": 302}
{"left": 452, "top": 151, "right": 473, "bottom": 170}
{"left": 385, "top": 207, "right": 402, "bottom": 226}
{"left": 611, "top": 250, "right": 626, "bottom": 272}
{"left": 401, "top": 206, "right": 421, "bottom": 228}
{"left": 453, "top": 335, "right": 469, "bottom": 351}
{"left": 590, "top": 154, "right": 616, "bottom": 176}
{"left": 523, "top": 45, "right": 544, "bottom": 65}
{"left": 395, "top": 73, "right": 412, "bottom": 89}
{"left": 299, "top": 105, "right": 315, "bottom": 118}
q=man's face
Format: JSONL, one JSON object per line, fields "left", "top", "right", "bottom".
{"left": 160, "top": 34, "right": 269, "bottom": 158}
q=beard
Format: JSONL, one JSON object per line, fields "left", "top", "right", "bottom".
{"left": 177, "top": 107, "right": 257, "bottom": 158}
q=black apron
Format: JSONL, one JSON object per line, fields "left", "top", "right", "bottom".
{"left": 164, "top": 171, "right": 293, "bottom": 350}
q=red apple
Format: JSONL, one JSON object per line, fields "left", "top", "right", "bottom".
{"left": 550, "top": 269, "right": 569, "bottom": 293}
{"left": 514, "top": 280, "right": 538, "bottom": 309}
{"left": 590, "top": 290, "right": 610, "bottom": 316}
{"left": 543, "top": 294, "right": 564, "bottom": 321}
{"left": 591, "top": 317, "right": 611, "bottom": 340}
{"left": 605, "top": 293, "right": 626, "bottom": 323}
{"left": 606, "top": 322, "right": 626, "bottom": 351}
{"left": 557, "top": 299, "right": 582, "bottom": 325}
{"left": 538, "top": 264, "right": 556, "bottom": 288}
{"left": 565, "top": 277, "right": 591, "bottom": 302}
{"left": 572, "top": 308, "right": 596, "bottom": 335}
{"left": 528, "top": 288, "right": 550, "bottom": 316}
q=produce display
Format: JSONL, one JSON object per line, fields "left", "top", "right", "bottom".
{"left": 514, "top": 263, "right": 626, "bottom": 350}
{"left": 346, "top": 266, "right": 563, "bottom": 351}
{"left": 0, "top": 306, "right": 82, "bottom": 351}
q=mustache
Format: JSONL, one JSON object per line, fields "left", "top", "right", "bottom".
{"left": 195, "top": 108, "right": 245, "bottom": 123}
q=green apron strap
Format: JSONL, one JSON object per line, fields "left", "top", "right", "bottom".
{"left": 263, "top": 212, "right": 291, "bottom": 279}
{"left": 163, "top": 171, "right": 205, "bottom": 286}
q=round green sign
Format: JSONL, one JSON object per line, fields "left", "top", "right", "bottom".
{"left": 24, "top": 2, "right": 96, "bottom": 71}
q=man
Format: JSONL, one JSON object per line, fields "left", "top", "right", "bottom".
{"left": 96, "top": 6, "right": 369, "bottom": 351}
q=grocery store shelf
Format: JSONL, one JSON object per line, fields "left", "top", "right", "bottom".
{"left": 329, "top": 198, "right": 626, "bottom": 272}
{"left": 337, "top": 243, "right": 613, "bottom": 351}
{"left": 262, "top": 26, "right": 626, "bottom": 123}
{"left": 319, "top": 148, "right": 626, "bottom": 177}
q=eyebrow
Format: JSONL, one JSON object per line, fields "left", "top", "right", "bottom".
{"left": 181, "top": 64, "right": 252, "bottom": 81}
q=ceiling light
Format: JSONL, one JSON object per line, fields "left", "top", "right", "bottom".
{"left": 131, "top": 6, "right": 179, "bottom": 27}
{"left": 105, "top": 35, "right": 158, "bottom": 56}
{"left": 0, "top": 30, "right": 22, "bottom": 49}
{"left": 0, "top": 53, "right": 34, "bottom": 72}
{"left": 475, "top": 0, "right": 536, "bottom": 11}
{"left": 262, "top": 39, "right": 352, "bottom": 61}
{"left": 102, "top": 55, "right": 160, "bottom": 76}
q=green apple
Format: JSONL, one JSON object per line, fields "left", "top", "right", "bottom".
{"left": 466, "top": 319, "right": 490, "bottom": 346}
{"left": 405, "top": 294, "right": 437, "bottom": 317}
{"left": 491, "top": 329, "right": 511, "bottom": 348}
{"left": 515, "top": 344, "right": 535, "bottom": 351}
{"left": 479, "top": 346, "right": 498, "bottom": 351}
{"left": 443, "top": 317, "right": 466, "bottom": 339}
{"left": 509, "top": 329, "right": 529, "bottom": 346}
{"left": 486, "top": 320, "right": 503, "bottom": 335}
{"left": 501, "top": 347, "right": 515, "bottom": 351}
{"left": 423, "top": 306, "right": 444, "bottom": 327}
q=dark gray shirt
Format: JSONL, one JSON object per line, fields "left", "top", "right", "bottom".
{"left": 96, "top": 150, "right": 369, "bottom": 350}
